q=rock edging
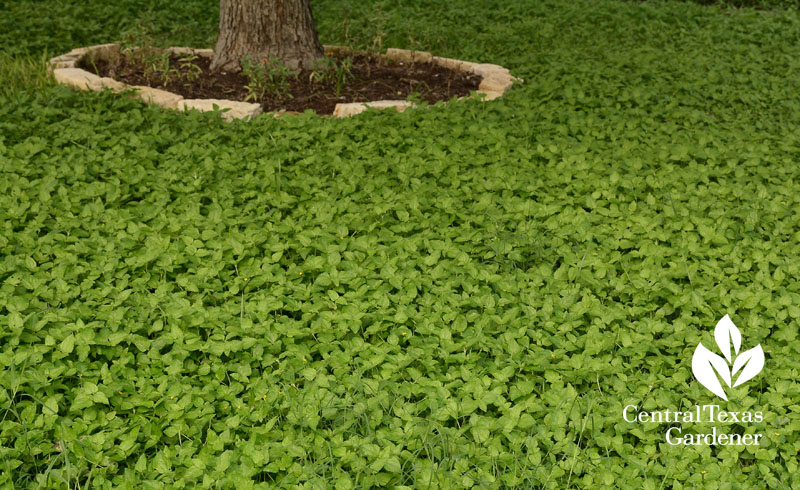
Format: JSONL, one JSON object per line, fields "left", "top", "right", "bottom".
{"left": 48, "top": 44, "right": 521, "bottom": 121}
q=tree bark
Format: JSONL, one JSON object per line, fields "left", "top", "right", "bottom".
{"left": 211, "top": 0, "right": 324, "bottom": 73}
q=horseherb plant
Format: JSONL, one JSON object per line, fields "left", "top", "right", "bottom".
{"left": 2, "top": 0, "right": 800, "bottom": 488}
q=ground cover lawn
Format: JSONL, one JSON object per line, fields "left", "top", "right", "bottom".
{"left": 2, "top": 0, "right": 800, "bottom": 488}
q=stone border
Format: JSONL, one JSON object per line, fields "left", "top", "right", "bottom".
{"left": 47, "top": 44, "right": 521, "bottom": 121}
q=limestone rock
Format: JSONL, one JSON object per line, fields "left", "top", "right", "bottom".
{"left": 53, "top": 68, "right": 102, "bottom": 89}
{"left": 168, "top": 47, "right": 213, "bottom": 58}
{"left": 48, "top": 55, "right": 79, "bottom": 70}
{"left": 467, "top": 63, "right": 511, "bottom": 78}
{"left": 478, "top": 76, "right": 513, "bottom": 93}
{"left": 432, "top": 57, "right": 469, "bottom": 72}
{"left": 132, "top": 86, "right": 183, "bottom": 109}
{"left": 477, "top": 90, "right": 503, "bottom": 101}
{"left": 179, "top": 99, "right": 262, "bottom": 121}
{"left": 333, "top": 100, "right": 415, "bottom": 118}
{"left": 385, "top": 49, "right": 433, "bottom": 64}
{"left": 91, "top": 77, "right": 127, "bottom": 92}
{"left": 69, "top": 43, "right": 119, "bottom": 58}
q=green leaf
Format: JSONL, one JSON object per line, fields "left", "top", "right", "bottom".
{"left": 59, "top": 335, "right": 75, "bottom": 354}
{"left": 135, "top": 454, "right": 147, "bottom": 473}
{"left": 216, "top": 450, "right": 232, "bottom": 472}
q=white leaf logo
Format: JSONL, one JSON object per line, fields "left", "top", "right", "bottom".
{"left": 714, "top": 314, "right": 741, "bottom": 363}
{"left": 691, "top": 314, "right": 764, "bottom": 401}
{"left": 732, "top": 345, "right": 765, "bottom": 388}
{"left": 692, "top": 343, "right": 730, "bottom": 400}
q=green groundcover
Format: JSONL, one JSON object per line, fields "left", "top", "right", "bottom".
{"left": 1, "top": 0, "right": 800, "bottom": 488}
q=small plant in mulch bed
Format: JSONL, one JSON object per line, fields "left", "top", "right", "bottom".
{"left": 81, "top": 46, "right": 481, "bottom": 115}
{"left": 177, "top": 54, "right": 203, "bottom": 83}
{"left": 308, "top": 55, "right": 354, "bottom": 97}
{"left": 88, "top": 31, "right": 204, "bottom": 91}
{"left": 240, "top": 56, "right": 298, "bottom": 102}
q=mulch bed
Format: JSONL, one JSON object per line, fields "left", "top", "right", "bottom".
{"left": 81, "top": 50, "right": 482, "bottom": 115}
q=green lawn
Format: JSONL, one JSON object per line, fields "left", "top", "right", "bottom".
{"left": 2, "top": 0, "right": 800, "bottom": 488}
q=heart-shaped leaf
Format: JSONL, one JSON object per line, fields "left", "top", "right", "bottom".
{"left": 714, "top": 314, "right": 741, "bottom": 363}
{"left": 692, "top": 343, "right": 731, "bottom": 400}
{"left": 732, "top": 345, "right": 765, "bottom": 388}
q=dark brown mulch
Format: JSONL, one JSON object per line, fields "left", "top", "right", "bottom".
{"left": 81, "top": 51, "right": 482, "bottom": 115}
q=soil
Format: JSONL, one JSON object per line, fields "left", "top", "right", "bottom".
{"left": 81, "top": 50, "right": 482, "bottom": 115}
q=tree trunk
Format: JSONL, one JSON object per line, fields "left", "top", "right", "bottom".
{"left": 211, "top": 0, "right": 324, "bottom": 73}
